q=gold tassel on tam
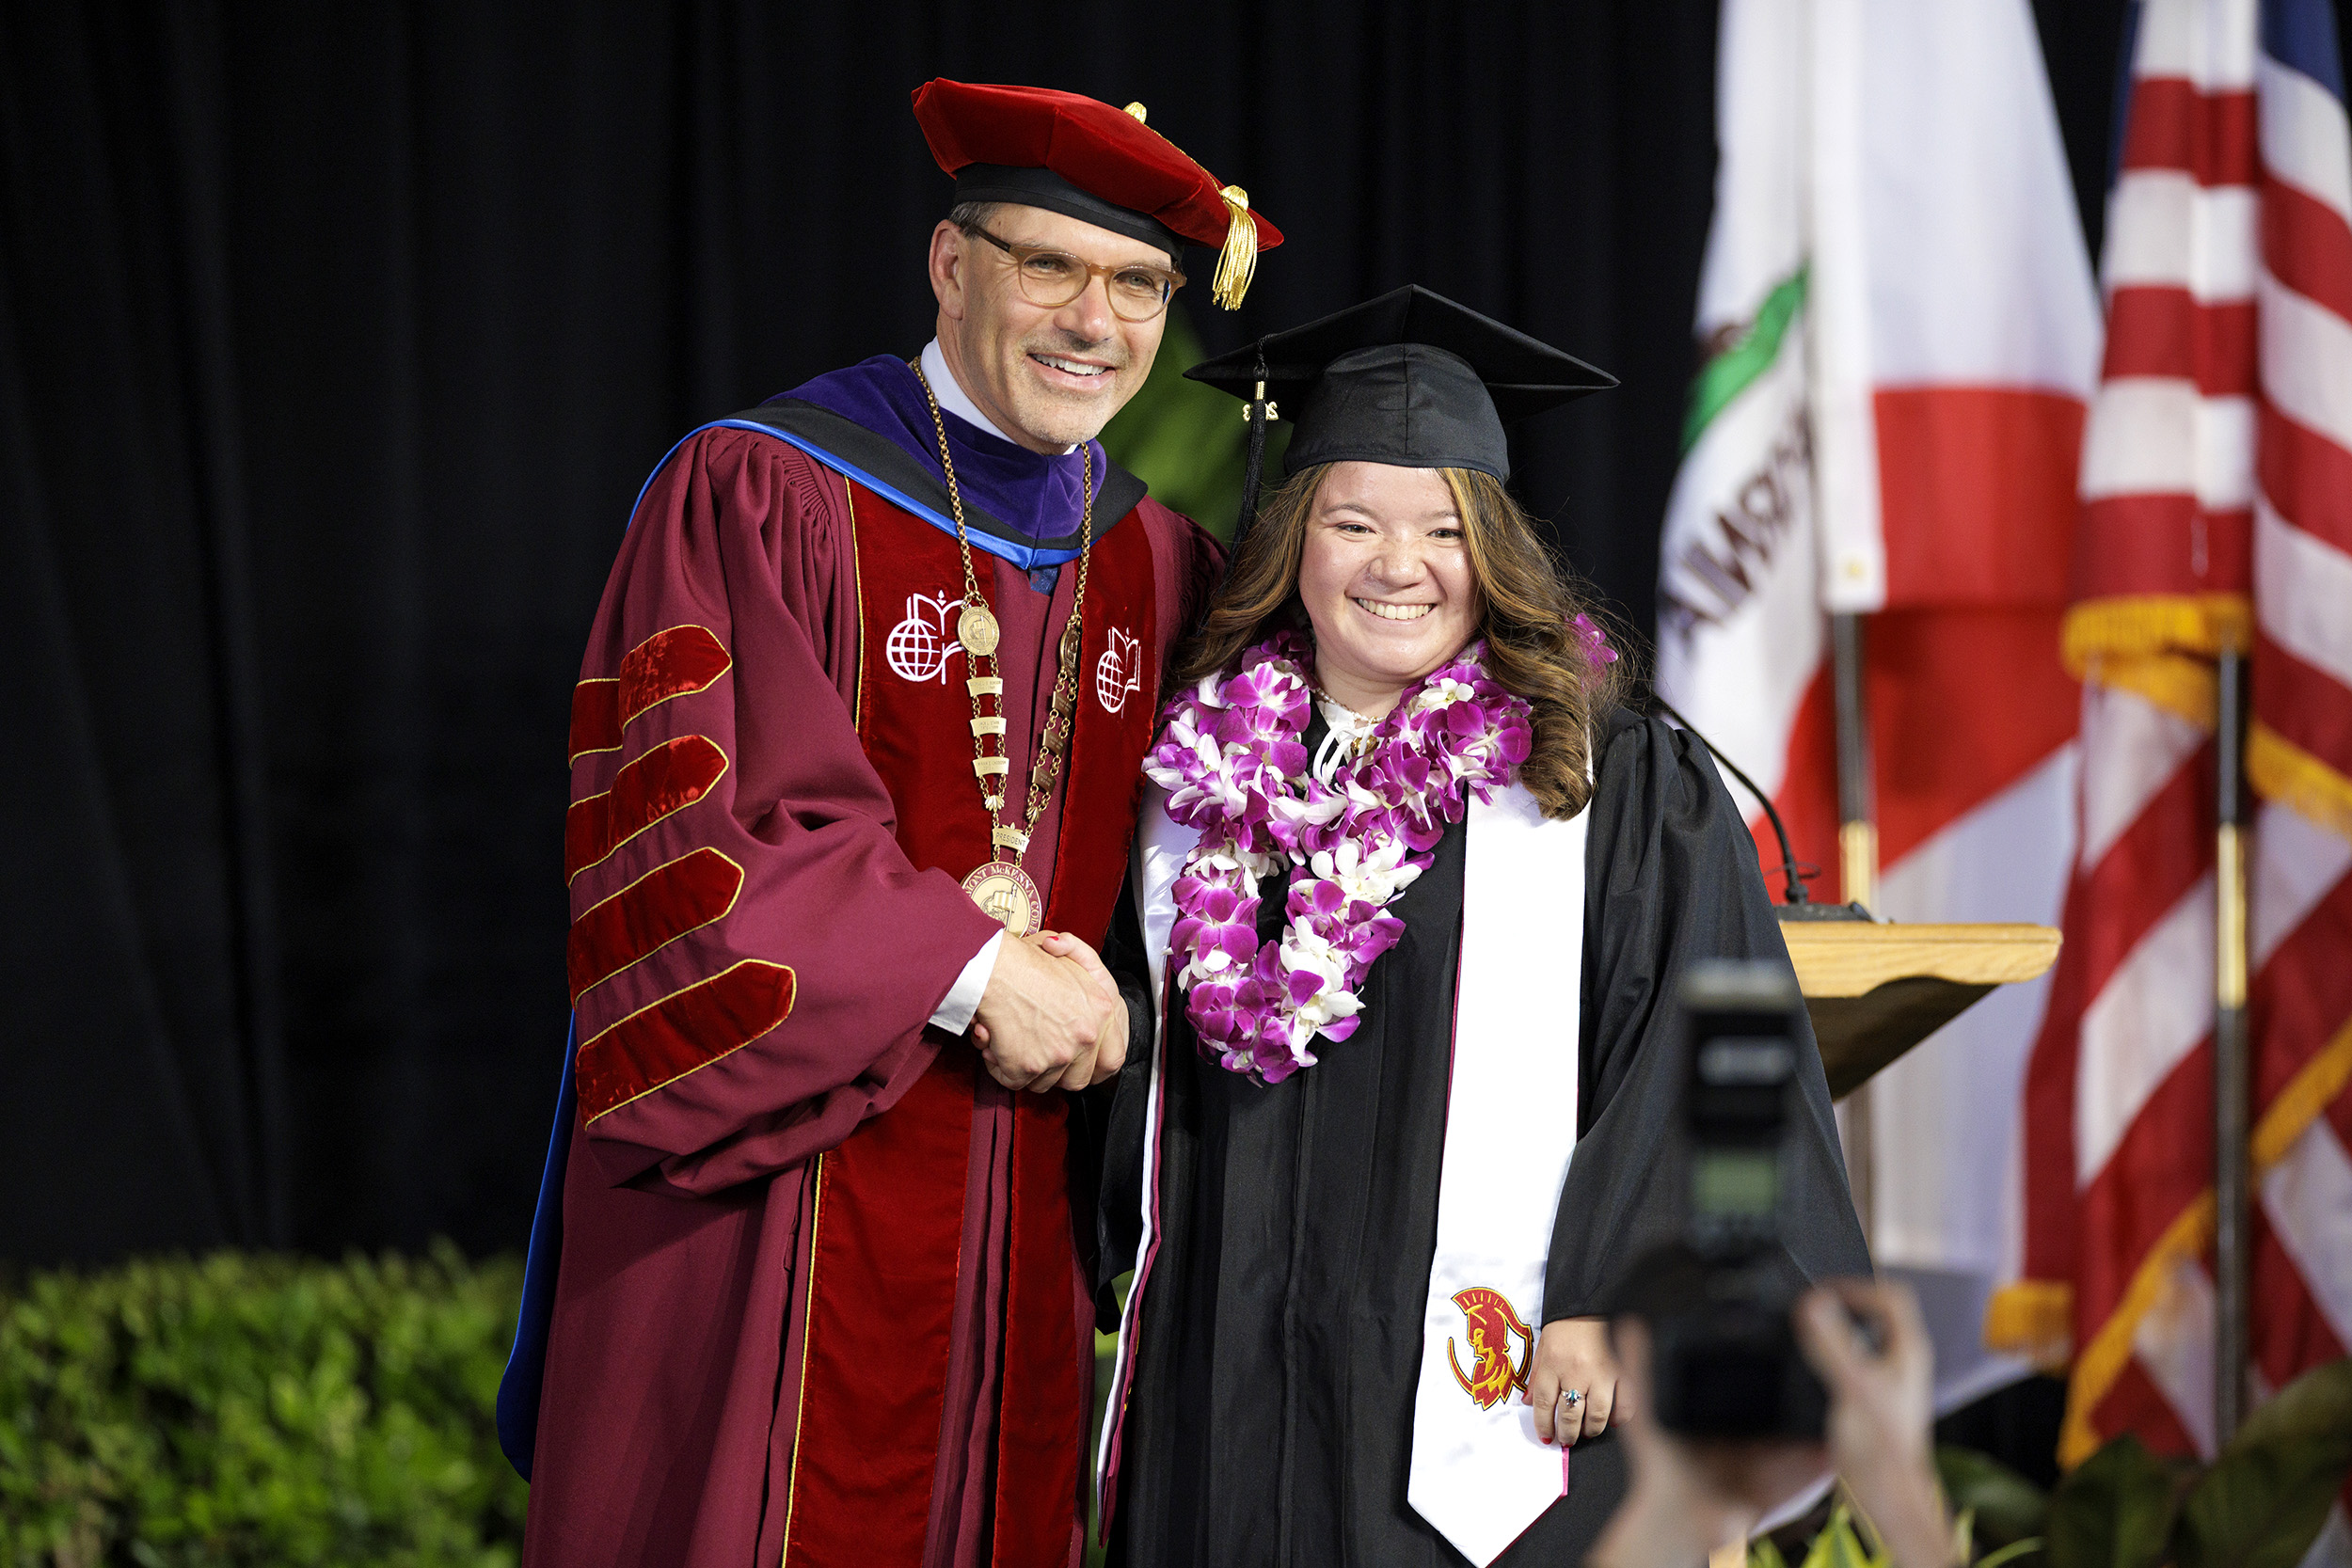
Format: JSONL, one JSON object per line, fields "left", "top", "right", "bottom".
{"left": 1213, "top": 185, "right": 1258, "bottom": 309}
{"left": 1123, "top": 102, "right": 1149, "bottom": 122}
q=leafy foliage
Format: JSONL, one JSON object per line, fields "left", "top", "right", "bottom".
{"left": 2175, "top": 1359, "right": 2352, "bottom": 1568}
{"left": 1752, "top": 1500, "right": 1903, "bottom": 1568}
{"left": 1097, "top": 305, "right": 1289, "bottom": 541}
{"left": 0, "top": 1244, "right": 526, "bottom": 1567}
{"left": 1756, "top": 1358, "right": 2352, "bottom": 1568}
{"left": 2044, "top": 1433, "right": 2185, "bottom": 1568}
{"left": 1939, "top": 1444, "right": 2053, "bottom": 1549}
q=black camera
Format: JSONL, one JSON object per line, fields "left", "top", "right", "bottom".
{"left": 1626, "top": 959, "right": 1829, "bottom": 1440}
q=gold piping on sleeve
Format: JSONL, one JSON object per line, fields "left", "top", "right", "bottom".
{"left": 567, "top": 847, "right": 747, "bottom": 1002}
{"left": 618, "top": 623, "right": 734, "bottom": 731}
{"left": 568, "top": 677, "right": 624, "bottom": 765}
{"left": 577, "top": 956, "right": 795, "bottom": 1122}
{"left": 564, "top": 742, "right": 731, "bottom": 886}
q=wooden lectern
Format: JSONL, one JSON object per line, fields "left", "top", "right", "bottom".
{"left": 1778, "top": 915, "right": 2062, "bottom": 1098}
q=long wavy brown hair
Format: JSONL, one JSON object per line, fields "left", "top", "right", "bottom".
{"left": 1169, "top": 463, "right": 1630, "bottom": 820}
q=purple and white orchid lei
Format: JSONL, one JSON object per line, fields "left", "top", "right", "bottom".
{"left": 1142, "top": 630, "right": 1534, "bottom": 1085}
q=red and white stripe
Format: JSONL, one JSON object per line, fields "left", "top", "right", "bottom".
{"left": 2018, "top": 0, "right": 2352, "bottom": 1498}
{"left": 2076, "top": 0, "right": 2261, "bottom": 599}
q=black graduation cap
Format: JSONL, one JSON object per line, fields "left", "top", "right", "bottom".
{"left": 1185, "top": 285, "right": 1616, "bottom": 543}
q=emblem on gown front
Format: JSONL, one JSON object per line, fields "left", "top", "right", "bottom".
{"left": 1094, "top": 626, "right": 1141, "bottom": 713}
{"left": 886, "top": 592, "right": 969, "bottom": 684}
{"left": 1446, "top": 1287, "right": 1534, "bottom": 1411}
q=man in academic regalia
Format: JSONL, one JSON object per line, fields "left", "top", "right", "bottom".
{"left": 497, "top": 82, "right": 1279, "bottom": 1568}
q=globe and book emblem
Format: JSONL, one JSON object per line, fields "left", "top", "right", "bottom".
{"left": 1095, "top": 626, "right": 1142, "bottom": 713}
{"left": 885, "top": 592, "right": 969, "bottom": 684}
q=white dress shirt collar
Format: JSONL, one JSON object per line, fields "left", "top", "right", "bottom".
{"left": 919, "top": 339, "right": 1076, "bottom": 454}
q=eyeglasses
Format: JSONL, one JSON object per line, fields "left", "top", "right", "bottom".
{"left": 961, "top": 224, "right": 1187, "bottom": 323}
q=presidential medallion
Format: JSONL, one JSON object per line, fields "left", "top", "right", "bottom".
{"left": 956, "top": 601, "right": 1001, "bottom": 658}
{"left": 961, "top": 861, "right": 1042, "bottom": 936}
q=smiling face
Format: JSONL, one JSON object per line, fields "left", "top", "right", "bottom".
{"left": 927, "top": 203, "right": 1172, "bottom": 453}
{"left": 1295, "top": 462, "right": 1484, "bottom": 718}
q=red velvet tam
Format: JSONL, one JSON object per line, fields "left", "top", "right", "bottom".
{"left": 911, "top": 78, "right": 1282, "bottom": 309}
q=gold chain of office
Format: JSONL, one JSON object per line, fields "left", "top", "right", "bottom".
{"left": 913, "top": 363, "right": 1094, "bottom": 936}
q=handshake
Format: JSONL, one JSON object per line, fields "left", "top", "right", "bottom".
{"left": 967, "top": 928, "right": 1129, "bottom": 1092}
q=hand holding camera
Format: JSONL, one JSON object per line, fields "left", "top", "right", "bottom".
{"left": 1792, "top": 1278, "right": 1949, "bottom": 1568}
{"left": 1627, "top": 960, "right": 1836, "bottom": 1442}
{"left": 1597, "top": 1277, "right": 1951, "bottom": 1568}
{"left": 1597, "top": 961, "right": 1953, "bottom": 1567}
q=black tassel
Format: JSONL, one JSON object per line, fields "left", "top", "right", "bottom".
{"left": 1235, "top": 404, "right": 1268, "bottom": 551}
{"left": 1230, "top": 344, "right": 1272, "bottom": 557}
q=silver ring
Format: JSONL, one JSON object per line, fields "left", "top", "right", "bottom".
{"left": 1560, "top": 1389, "right": 1582, "bottom": 1408}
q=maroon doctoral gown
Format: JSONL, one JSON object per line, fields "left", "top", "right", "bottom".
{"left": 521, "top": 384, "right": 1218, "bottom": 1568}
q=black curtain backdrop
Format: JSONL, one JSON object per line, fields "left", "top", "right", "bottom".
{"left": 2, "top": 0, "right": 2180, "bottom": 1264}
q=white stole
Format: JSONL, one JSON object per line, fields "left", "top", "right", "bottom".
{"left": 1406, "top": 780, "right": 1588, "bottom": 1565}
{"left": 1097, "top": 782, "right": 1589, "bottom": 1568}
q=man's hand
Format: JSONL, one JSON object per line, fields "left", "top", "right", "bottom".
{"left": 1527, "top": 1316, "right": 1623, "bottom": 1446}
{"left": 968, "top": 932, "right": 1116, "bottom": 1092}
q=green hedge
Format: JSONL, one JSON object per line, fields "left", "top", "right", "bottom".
{"left": 40, "top": 1245, "right": 2341, "bottom": 1568}
{"left": 0, "top": 1244, "right": 526, "bottom": 1568}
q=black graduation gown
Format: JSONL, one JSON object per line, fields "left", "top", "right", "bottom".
{"left": 1097, "top": 708, "right": 1870, "bottom": 1568}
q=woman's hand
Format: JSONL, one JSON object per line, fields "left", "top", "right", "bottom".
{"left": 1526, "top": 1316, "right": 1623, "bottom": 1445}
{"left": 1035, "top": 929, "right": 1127, "bottom": 1089}
{"left": 967, "top": 934, "right": 1108, "bottom": 1091}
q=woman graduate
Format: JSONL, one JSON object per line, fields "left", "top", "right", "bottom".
{"left": 1088, "top": 288, "right": 1870, "bottom": 1567}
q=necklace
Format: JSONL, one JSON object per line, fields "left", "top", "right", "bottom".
{"left": 912, "top": 363, "right": 1095, "bottom": 937}
{"left": 1144, "top": 632, "right": 1533, "bottom": 1085}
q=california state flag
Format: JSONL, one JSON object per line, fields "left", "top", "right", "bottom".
{"left": 1658, "top": 0, "right": 2101, "bottom": 1402}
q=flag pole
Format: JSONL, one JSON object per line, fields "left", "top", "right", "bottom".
{"left": 1832, "top": 613, "right": 1878, "bottom": 912}
{"left": 2214, "top": 640, "right": 2250, "bottom": 1443}
{"left": 1832, "top": 612, "right": 1878, "bottom": 1243}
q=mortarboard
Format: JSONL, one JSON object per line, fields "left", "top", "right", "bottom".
{"left": 1185, "top": 285, "right": 1615, "bottom": 544}
{"left": 912, "top": 80, "right": 1283, "bottom": 309}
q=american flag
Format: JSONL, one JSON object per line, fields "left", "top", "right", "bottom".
{"left": 2007, "top": 0, "right": 2352, "bottom": 1525}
